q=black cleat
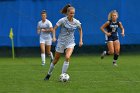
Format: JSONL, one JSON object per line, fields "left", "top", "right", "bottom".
{"left": 44, "top": 74, "right": 51, "bottom": 80}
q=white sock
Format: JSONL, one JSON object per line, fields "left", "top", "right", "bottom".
{"left": 104, "top": 51, "right": 107, "bottom": 55}
{"left": 48, "top": 63, "right": 55, "bottom": 75}
{"left": 50, "top": 52, "right": 54, "bottom": 60}
{"left": 41, "top": 53, "right": 45, "bottom": 63}
{"left": 62, "top": 61, "right": 69, "bottom": 74}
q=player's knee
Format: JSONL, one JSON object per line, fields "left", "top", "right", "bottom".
{"left": 53, "top": 56, "right": 60, "bottom": 64}
{"left": 41, "top": 51, "right": 45, "bottom": 53}
{"left": 115, "top": 49, "right": 120, "bottom": 54}
{"left": 55, "top": 55, "right": 60, "bottom": 60}
{"left": 46, "top": 51, "right": 50, "bottom": 55}
{"left": 115, "top": 51, "right": 120, "bottom": 55}
{"left": 65, "top": 55, "right": 70, "bottom": 60}
{"left": 109, "top": 51, "right": 114, "bottom": 55}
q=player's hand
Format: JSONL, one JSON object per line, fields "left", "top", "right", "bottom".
{"left": 121, "top": 33, "right": 125, "bottom": 37}
{"left": 52, "top": 37, "right": 56, "bottom": 42}
{"left": 79, "top": 41, "right": 83, "bottom": 47}
{"left": 37, "top": 30, "right": 40, "bottom": 34}
{"left": 41, "top": 28, "right": 46, "bottom": 32}
{"left": 106, "top": 32, "right": 111, "bottom": 36}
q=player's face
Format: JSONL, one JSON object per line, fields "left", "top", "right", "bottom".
{"left": 68, "top": 9, "right": 75, "bottom": 18}
{"left": 41, "top": 13, "right": 46, "bottom": 21}
{"left": 111, "top": 13, "right": 118, "bottom": 21}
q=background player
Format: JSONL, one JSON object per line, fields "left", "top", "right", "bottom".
{"left": 37, "top": 10, "right": 55, "bottom": 66}
{"left": 100, "top": 10, "right": 125, "bottom": 66}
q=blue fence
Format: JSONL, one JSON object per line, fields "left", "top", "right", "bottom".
{"left": 0, "top": 0, "right": 140, "bottom": 47}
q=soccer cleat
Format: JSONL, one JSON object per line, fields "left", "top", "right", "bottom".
{"left": 101, "top": 51, "right": 106, "bottom": 59}
{"left": 113, "top": 62, "right": 118, "bottom": 67}
{"left": 41, "top": 62, "right": 45, "bottom": 66}
{"left": 44, "top": 74, "right": 51, "bottom": 80}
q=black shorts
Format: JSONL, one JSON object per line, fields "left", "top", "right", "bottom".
{"left": 106, "top": 36, "right": 119, "bottom": 42}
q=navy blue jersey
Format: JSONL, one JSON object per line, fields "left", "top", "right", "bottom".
{"left": 106, "top": 20, "right": 120, "bottom": 33}
{"left": 105, "top": 20, "right": 120, "bottom": 41}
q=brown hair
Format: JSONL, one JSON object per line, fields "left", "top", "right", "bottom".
{"left": 61, "top": 4, "right": 72, "bottom": 15}
{"left": 41, "top": 10, "right": 47, "bottom": 15}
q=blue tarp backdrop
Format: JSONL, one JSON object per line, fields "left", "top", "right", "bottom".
{"left": 0, "top": 0, "right": 140, "bottom": 47}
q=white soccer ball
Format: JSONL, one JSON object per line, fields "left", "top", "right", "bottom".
{"left": 59, "top": 73, "right": 70, "bottom": 82}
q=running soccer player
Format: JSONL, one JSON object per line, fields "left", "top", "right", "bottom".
{"left": 44, "top": 4, "right": 83, "bottom": 80}
{"left": 100, "top": 10, "right": 125, "bottom": 66}
{"left": 37, "top": 10, "right": 55, "bottom": 66}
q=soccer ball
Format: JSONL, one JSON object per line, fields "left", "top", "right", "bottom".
{"left": 59, "top": 73, "right": 70, "bottom": 82}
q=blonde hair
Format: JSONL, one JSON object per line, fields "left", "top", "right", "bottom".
{"left": 108, "top": 10, "right": 119, "bottom": 20}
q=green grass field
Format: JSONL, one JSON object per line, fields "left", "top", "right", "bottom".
{"left": 0, "top": 54, "right": 140, "bottom": 93}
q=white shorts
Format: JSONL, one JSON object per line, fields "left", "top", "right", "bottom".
{"left": 40, "top": 37, "right": 52, "bottom": 45}
{"left": 55, "top": 42, "right": 75, "bottom": 53}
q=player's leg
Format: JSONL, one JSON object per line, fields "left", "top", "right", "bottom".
{"left": 44, "top": 42, "right": 64, "bottom": 80}
{"left": 44, "top": 52, "right": 61, "bottom": 80}
{"left": 113, "top": 40, "right": 120, "bottom": 66}
{"left": 101, "top": 41, "right": 114, "bottom": 59}
{"left": 40, "top": 37, "right": 46, "bottom": 65}
{"left": 46, "top": 45, "right": 53, "bottom": 63}
{"left": 40, "top": 43, "right": 46, "bottom": 65}
{"left": 107, "top": 41, "right": 115, "bottom": 54}
{"left": 61, "top": 48, "right": 74, "bottom": 74}
{"left": 61, "top": 43, "right": 75, "bottom": 74}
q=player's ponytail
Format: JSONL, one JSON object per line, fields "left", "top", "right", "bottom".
{"left": 61, "top": 4, "right": 72, "bottom": 15}
{"left": 108, "top": 10, "right": 119, "bottom": 20}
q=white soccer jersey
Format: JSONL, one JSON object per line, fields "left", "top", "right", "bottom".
{"left": 37, "top": 19, "right": 53, "bottom": 45}
{"left": 55, "top": 17, "right": 81, "bottom": 53}
{"left": 56, "top": 17, "right": 81, "bottom": 45}
{"left": 38, "top": 19, "right": 53, "bottom": 38}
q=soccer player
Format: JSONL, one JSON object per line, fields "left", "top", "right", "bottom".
{"left": 37, "top": 10, "right": 55, "bottom": 66}
{"left": 44, "top": 4, "right": 83, "bottom": 80}
{"left": 100, "top": 10, "right": 125, "bottom": 66}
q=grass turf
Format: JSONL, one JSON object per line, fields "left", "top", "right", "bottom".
{"left": 0, "top": 54, "right": 140, "bottom": 93}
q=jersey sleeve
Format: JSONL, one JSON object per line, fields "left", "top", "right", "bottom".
{"left": 118, "top": 21, "right": 122, "bottom": 27}
{"left": 76, "top": 20, "right": 81, "bottom": 28}
{"left": 56, "top": 18, "right": 64, "bottom": 27}
{"left": 37, "top": 22, "right": 40, "bottom": 29}
{"left": 48, "top": 21, "right": 53, "bottom": 28}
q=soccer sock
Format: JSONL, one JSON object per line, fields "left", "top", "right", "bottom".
{"left": 62, "top": 61, "right": 69, "bottom": 74}
{"left": 41, "top": 53, "right": 45, "bottom": 63}
{"left": 49, "top": 51, "right": 54, "bottom": 60}
{"left": 105, "top": 51, "right": 110, "bottom": 55}
{"left": 48, "top": 63, "right": 55, "bottom": 75}
{"left": 113, "top": 54, "right": 119, "bottom": 63}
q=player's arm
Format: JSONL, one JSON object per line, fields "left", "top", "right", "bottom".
{"left": 52, "top": 18, "right": 63, "bottom": 42}
{"left": 119, "top": 22, "right": 125, "bottom": 37}
{"left": 78, "top": 26, "right": 83, "bottom": 47}
{"left": 42, "top": 21, "right": 53, "bottom": 32}
{"left": 37, "top": 22, "right": 41, "bottom": 34}
{"left": 37, "top": 27, "right": 41, "bottom": 34}
{"left": 45, "top": 27, "right": 53, "bottom": 32}
{"left": 100, "top": 21, "right": 111, "bottom": 36}
{"left": 52, "top": 25, "right": 58, "bottom": 42}
{"left": 41, "top": 27, "right": 53, "bottom": 32}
